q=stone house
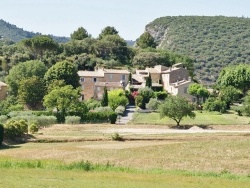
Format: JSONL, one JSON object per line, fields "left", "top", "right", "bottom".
{"left": 130, "top": 64, "right": 195, "bottom": 101}
{"left": 78, "top": 64, "right": 194, "bottom": 101}
{"left": 78, "top": 68, "right": 130, "bottom": 100}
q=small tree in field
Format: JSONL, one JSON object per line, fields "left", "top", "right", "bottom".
{"left": 159, "top": 95, "right": 195, "bottom": 127}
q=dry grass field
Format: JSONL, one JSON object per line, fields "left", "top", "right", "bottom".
{"left": 1, "top": 123, "right": 250, "bottom": 187}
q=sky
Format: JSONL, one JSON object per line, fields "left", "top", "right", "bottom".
{"left": 0, "top": 0, "right": 250, "bottom": 40}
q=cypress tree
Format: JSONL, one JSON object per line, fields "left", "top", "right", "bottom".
{"left": 128, "top": 73, "right": 132, "bottom": 84}
{"left": 146, "top": 73, "right": 152, "bottom": 88}
{"left": 101, "top": 86, "right": 108, "bottom": 106}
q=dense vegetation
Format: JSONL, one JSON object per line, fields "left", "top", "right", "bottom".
{"left": 146, "top": 16, "right": 250, "bottom": 84}
{"left": 0, "top": 19, "right": 69, "bottom": 43}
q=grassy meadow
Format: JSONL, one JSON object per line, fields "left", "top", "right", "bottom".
{"left": 1, "top": 122, "right": 250, "bottom": 187}
{"left": 131, "top": 111, "right": 250, "bottom": 126}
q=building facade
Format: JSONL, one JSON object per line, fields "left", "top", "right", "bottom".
{"left": 78, "top": 68, "right": 130, "bottom": 100}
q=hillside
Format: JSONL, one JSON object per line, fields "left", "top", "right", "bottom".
{"left": 145, "top": 16, "right": 250, "bottom": 84}
{"left": 0, "top": 19, "right": 69, "bottom": 43}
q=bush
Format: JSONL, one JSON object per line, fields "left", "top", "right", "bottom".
{"left": 0, "top": 124, "right": 4, "bottom": 145}
{"left": 83, "top": 111, "right": 117, "bottom": 124}
{"left": 135, "top": 95, "right": 145, "bottom": 109}
{"left": 146, "top": 98, "right": 162, "bottom": 110}
{"left": 203, "top": 97, "right": 227, "bottom": 113}
{"left": 10, "top": 115, "right": 57, "bottom": 128}
{"left": 0, "top": 115, "right": 8, "bottom": 124}
{"left": 85, "top": 99, "right": 101, "bottom": 110}
{"left": 115, "top": 106, "right": 125, "bottom": 115}
{"left": 32, "top": 111, "right": 53, "bottom": 116}
{"left": 111, "top": 132, "right": 124, "bottom": 141}
{"left": 29, "top": 123, "right": 39, "bottom": 134}
{"left": 4, "top": 119, "right": 28, "bottom": 140}
{"left": 8, "top": 111, "right": 33, "bottom": 118}
{"left": 154, "top": 91, "right": 168, "bottom": 100}
{"left": 65, "top": 116, "right": 81, "bottom": 124}
{"left": 231, "top": 105, "right": 243, "bottom": 116}
{"left": 94, "top": 106, "right": 113, "bottom": 113}
{"left": 138, "top": 87, "right": 155, "bottom": 103}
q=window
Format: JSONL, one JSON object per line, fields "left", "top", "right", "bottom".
{"left": 109, "top": 74, "right": 113, "bottom": 80}
{"left": 80, "top": 77, "right": 84, "bottom": 82}
{"left": 97, "top": 87, "right": 100, "bottom": 91}
{"left": 121, "top": 75, "right": 126, "bottom": 80}
{"left": 81, "top": 85, "right": 84, "bottom": 90}
{"left": 93, "top": 78, "right": 97, "bottom": 82}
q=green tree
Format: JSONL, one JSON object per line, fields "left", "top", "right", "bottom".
{"left": 188, "top": 83, "right": 209, "bottom": 104}
{"left": 145, "top": 73, "right": 152, "bottom": 88}
{"left": 43, "top": 85, "right": 80, "bottom": 120}
{"left": 70, "top": 27, "right": 89, "bottom": 40}
{"left": 243, "top": 91, "right": 250, "bottom": 116}
{"left": 218, "top": 86, "right": 242, "bottom": 109}
{"left": 93, "top": 34, "right": 129, "bottom": 64}
{"left": 132, "top": 51, "right": 165, "bottom": 68}
{"left": 44, "top": 61, "right": 80, "bottom": 88}
{"left": 0, "top": 96, "right": 23, "bottom": 115}
{"left": 18, "top": 76, "right": 46, "bottom": 110}
{"left": 217, "top": 64, "right": 250, "bottom": 94}
{"left": 136, "top": 32, "right": 157, "bottom": 49}
{"left": 22, "top": 35, "right": 58, "bottom": 59}
{"left": 108, "top": 89, "right": 128, "bottom": 110}
{"left": 5, "top": 60, "right": 47, "bottom": 96}
{"left": 101, "top": 86, "right": 108, "bottom": 107}
{"left": 98, "top": 26, "right": 119, "bottom": 39}
{"left": 160, "top": 95, "right": 195, "bottom": 127}
{"left": 138, "top": 87, "right": 155, "bottom": 103}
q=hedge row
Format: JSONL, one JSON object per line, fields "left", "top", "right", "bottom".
{"left": 82, "top": 111, "right": 117, "bottom": 124}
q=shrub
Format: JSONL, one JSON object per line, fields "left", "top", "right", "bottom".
{"left": 135, "top": 95, "right": 145, "bottom": 109}
{"left": 8, "top": 111, "right": 33, "bottom": 118}
{"left": 29, "top": 123, "right": 39, "bottom": 134}
{"left": 231, "top": 106, "right": 243, "bottom": 116}
{"left": 115, "top": 105, "right": 125, "bottom": 115}
{"left": 138, "top": 87, "right": 155, "bottom": 103}
{"left": 65, "top": 116, "right": 81, "bottom": 124}
{"left": 0, "top": 124, "right": 4, "bottom": 145}
{"left": 203, "top": 97, "right": 227, "bottom": 113}
{"left": 108, "top": 89, "right": 128, "bottom": 110}
{"left": 4, "top": 119, "right": 28, "bottom": 140}
{"left": 10, "top": 115, "right": 57, "bottom": 128}
{"left": 85, "top": 99, "right": 101, "bottom": 110}
{"left": 146, "top": 98, "right": 162, "bottom": 110}
{"left": 111, "top": 132, "right": 124, "bottom": 141}
{"left": 0, "top": 115, "right": 8, "bottom": 124}
{"left": 83, "top": 111, "right": 117, "bottom": 124}
{"left": 32, "top": 111, "right": 53, "bottom": 116}
{"left": 94, "top": 106, "right": 113, "bottom": 113}
{"left": 154, "top": 91, "right": 168, "bottom": 100}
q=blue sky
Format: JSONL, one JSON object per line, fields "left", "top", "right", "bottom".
{"left": 0, "top": 0, "right": 250, "bottom": 40}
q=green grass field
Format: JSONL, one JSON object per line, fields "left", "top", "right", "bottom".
{"left": 1, "top": 168, "right": 250, "bottom": 188}
{"left": 1, "top": 122, "right": 250, "bottom": 187}
{"left": 131, "top": 111, "right": 250, "bottom": 126}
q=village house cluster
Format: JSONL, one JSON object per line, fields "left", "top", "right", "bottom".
{"left": 78, "top": 63, "right": 195, "bottom": 101}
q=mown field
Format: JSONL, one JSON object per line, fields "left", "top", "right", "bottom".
{"left": 131, "top": 110, "right": 250, "bottom": 126}
{"left": 1, "top": 122, "right": 250, "bottom": 187}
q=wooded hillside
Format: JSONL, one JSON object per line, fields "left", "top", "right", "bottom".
{"left": 0, "top": 19, "right": 69, "bottom": 43}
{"left": 146, "top": 16, "right": 250, "bottom": 84}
